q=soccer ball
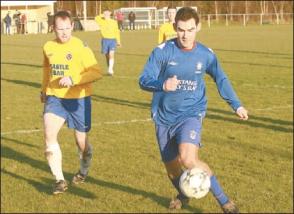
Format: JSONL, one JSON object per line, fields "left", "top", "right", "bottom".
{"left": 179, "top": 167, "right": 211, "bottom": 199}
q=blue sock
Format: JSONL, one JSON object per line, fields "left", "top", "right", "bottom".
{"left": 210, "top": 175, "right": 229, "bottom": 206}
{"left": 169, "top": 175, "right": 188, "bottom": 200}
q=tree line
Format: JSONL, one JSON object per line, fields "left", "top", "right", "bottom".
{"left": 54, "top": 1, "right": 293, "bottom": 17}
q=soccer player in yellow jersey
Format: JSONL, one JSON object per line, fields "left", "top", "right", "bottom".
{"left": 158, "top": 6, "right": 177, "bottom": 44}
{"left": 41, "top": 10, "right": 102, "bottom": 194}
{"left": 95, "top": 9, "right": 121, "bottom": 76}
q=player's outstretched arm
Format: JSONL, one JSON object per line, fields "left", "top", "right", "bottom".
{"left": 236, "top": 106, "right": 248, "bottom": 120}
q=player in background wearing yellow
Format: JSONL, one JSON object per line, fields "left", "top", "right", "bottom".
{"left": 158, "top": 6, "right": 177, "bottom": 44}
{"left": 41, "top": 10, "right": 102, "bottom": 194}
{"left": 95, "top": 9, "right": 121, "bottom": 76}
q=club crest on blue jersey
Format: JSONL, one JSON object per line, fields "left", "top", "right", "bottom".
{"left": 196, "top": 62, "right": 202, "bottom": 70}
{"left": 195, "top": 62, "right": 203, "bottom": 74}
{"left": 66, "top": 53, "right": 72, "bottom": 60}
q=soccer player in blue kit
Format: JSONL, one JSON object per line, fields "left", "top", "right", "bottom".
{"left": 139, "top": 7, "right": 248, "bottom": 213}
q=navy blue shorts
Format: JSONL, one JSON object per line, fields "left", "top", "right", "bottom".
{"left": 44, "top": 95, "right": 91, "bottom": 132}
{"left": 155, "top": 116, "right": 205, "bottom": 163}
{"left": 101, "top": 38, "right": 117, "bottom": 54}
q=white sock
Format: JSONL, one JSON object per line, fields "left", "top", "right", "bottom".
{"left": 79, "top": 143, "right": 93, "bottom": 176}
{"left": 108, "top": 58, "right": 114, "bottom": 74}
{"left": 45, "top": 143, "right": 64, "bottom": 181}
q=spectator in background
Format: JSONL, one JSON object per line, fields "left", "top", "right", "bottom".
{"left": 115, "top": 11, "right": 124, "bottom": 31}
{"left": 74, "top": 13, "right": 84, "bottom": 31}
{"left": 128, "top": 11, "right": 136, "bottom": 30}
{"left": 13, "top": 10, "right": 21, "bottom": 34}
{"left": 47, "top": 12, "right": 54, "bottom": 33}
{"left": 3, "top": 11, "right": 12, "bottom": 35}
{"left": 20, "top": 13, "right": 27, "bottom": 34}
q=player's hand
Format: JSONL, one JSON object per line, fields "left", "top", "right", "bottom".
{"left": 59, "top": 76, "right": 73, "bottom": 87}
{"left": 236, "top": 106, "right": 248, "bottom": 120}
{"left": 163, "top": 75, "right": 179, "bottom": 92}
{"left": 117, "top": 43, "right": 121, "bottom": 47}
{"left": 40, "top": 92, "right": 47, "bottom": 103}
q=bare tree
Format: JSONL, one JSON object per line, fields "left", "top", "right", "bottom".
{"left": 214, "top": 1, "right": 219, "bottom": 22}
{"left": 245, "top": 1, "right": 249, "bottom": 22}
{"left": 271, "top": 0, "right": 280, "bottom": 24}
{"left": 279, "top": 1, "right": 285, "bottom": 22}
{"left": 57, "top": 0, "right": 64, "bottom": 11}
{"left": 229, "top": 1, "right": 234, "bottom": 21}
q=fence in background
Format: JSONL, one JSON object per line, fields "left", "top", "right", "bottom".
{"left": 1, "top": 12, "right": 293, "bottom": 35}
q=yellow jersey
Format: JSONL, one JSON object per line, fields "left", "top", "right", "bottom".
{"left": 158, "top": 22, "right": 177, "bottom": 44}
{"left": 95, "top": 15, "right": 120, "bottom": 44}
{"left": 42, "top": 36, "right": 102, "bottom": 99}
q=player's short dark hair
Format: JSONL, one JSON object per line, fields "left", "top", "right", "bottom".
{"left": 167, "top": 6, "right": 177, "bottom": 12}
{"left": 53, "top": 10, "right": 73, "bottom": 26}
{"left": 175, "top": 7, "right": 199, "bottom": 26}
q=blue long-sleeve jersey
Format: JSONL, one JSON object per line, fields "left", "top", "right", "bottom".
{"left": 139, "top": 39, "right": 242, "bottom": 126}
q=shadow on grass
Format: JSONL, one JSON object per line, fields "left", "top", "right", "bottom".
{"left": 1, "top": 77, "right": 41, "bottom": 88}
{"left": 222, "top": 60, "right": 292, "bottom": 69}
{"left": 214, "top": 48, "right": 292, "bottom": 57}
{"left": 1, "top": 136, "right": 40, "bottom": 148}
{"left": 1, "top": 78, "right": 292, "bottom": 133}
{"left": 1, "top": 168, "right": 52, "bottom": 195}
{"left": 92, "top": 94, "right": 149, "bottom": 109}
{"left": 1, "top": 62, "right": 42, "bottom": 68}
{"left": 208, "top": 107, "right": 293, "bottom": 126}
{"left": 1, "top": 144, "right": 96, "bottom": 199}
{"left": 85, "top": 176, "right": 202, "bottom": 213}
{"left": 1, "top": 143, "right": 202, "bottom": 211}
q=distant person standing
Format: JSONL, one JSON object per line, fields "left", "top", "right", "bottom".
{"left": 3, "top": 12, "right": 12, "bottom": 35}
{"left": 128, "top": 11, "right": 136, "bottom": 30}
{"left": 95, "top": 9, "right": 121, "bottom": 76}
{"left": 115, "top": 11, "right": 124, "bottom": 31}
{"left": 158, "top": 6, "right": 177, "bottom": 44}
{"left": 20, "top": 13, "right": 27, "bottom": 34}
{"left": 74, "top": 14, "right": 83, "bottom": 31}
{"left": 47, "top": 12, "right": 54, "bottom": 33}
{"left": 13, "top": 10, "right": 21, "bottom": 34}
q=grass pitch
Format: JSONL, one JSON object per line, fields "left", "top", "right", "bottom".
{"left": 1, "top": 24, "right": 293, "bottom": 213}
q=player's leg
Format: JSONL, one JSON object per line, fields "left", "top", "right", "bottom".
{"left": 155, "top": 124, "right": 189, "bottom": 209}
{"left": 72, "top": 130, "right": 93, "bottom": 184}
{"left": 64, "top": 96, "right": 93, "bottom": 184}
{"left": 101, "top": 38, "right": 110, "bottom": 73}
{"left": 43, "top": 96, "right": 69, "bottom": 194}
{"left": 178, "top": 116, "right": 238, "bottom": 213}
{"left": 44, "top": 112, "right": 68, "bottom": 194}
{"left": 108, "top": 50, "right": 115, "bottom": 75}
{"left": 164, "top": 157, "right": 190, "bottom": 209}
{"left": 179, "top": 143, "right": 238, "bottom": 213}
{"left": 105, "top": 54, "right": 109, "bottom": 67}
{"left": 44, "top": 112, "right": 65, "bottom": 181}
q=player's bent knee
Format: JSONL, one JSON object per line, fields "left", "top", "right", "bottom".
{"left": 195, "top": 160, "right": 213, "bottom": 176}
{"left": 45, "top": 143, "right": 61, "bottom": 159}
{"left": 179, "top": 155, "right": 196, "bottom": 169}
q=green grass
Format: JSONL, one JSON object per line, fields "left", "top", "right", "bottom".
{"left": 1, "top": 25, "right": 293, "bottom": 213}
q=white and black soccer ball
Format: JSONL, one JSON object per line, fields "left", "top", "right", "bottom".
{"left": 179, "top": 167, "right": 211, "bottom": 199}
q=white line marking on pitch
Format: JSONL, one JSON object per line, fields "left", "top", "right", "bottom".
{"left": 1, "top": 105, "right": 292, "bottom": 136}
{"left": 0, "top": 118, "right": 152, "bottom": 136}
